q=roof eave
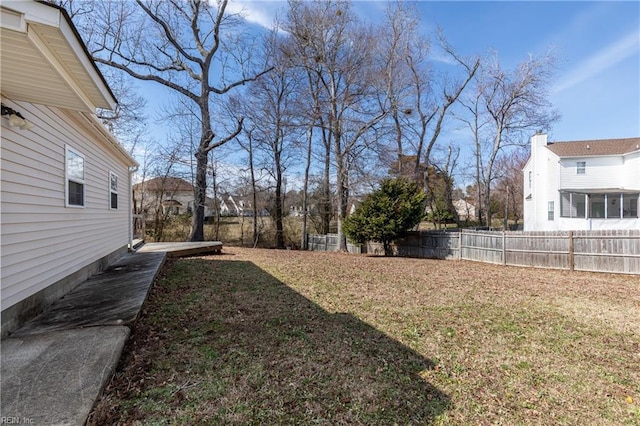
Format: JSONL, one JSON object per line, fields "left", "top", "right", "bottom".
{"left": 0, "top": 1, "right": 116, "bottom": 112}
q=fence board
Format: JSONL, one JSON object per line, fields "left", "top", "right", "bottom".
{"left": 307, "top": 229, "right": 640, "bottom": 274}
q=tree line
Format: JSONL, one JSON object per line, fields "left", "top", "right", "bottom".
{"left": 55, "top": 0, "right": 558, "bottom": 250}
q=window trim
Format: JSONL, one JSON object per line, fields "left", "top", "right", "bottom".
{"left": 576, "top": 161, "right": 586, "bottom": 175}
{"left": 65, "top": 145, "right": 85, "bottom": 208}
{"left": 109, "top": 171, "right": 118, "bottom": 210}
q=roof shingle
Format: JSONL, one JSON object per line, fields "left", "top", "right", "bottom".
{"left": 133, "top": 177, "right": 194, "bottom": 192}
{"left": 545, "top": 137, "right": 640, "bottom": 157}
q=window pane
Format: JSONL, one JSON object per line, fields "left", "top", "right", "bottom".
{"left": 548, "top": 201, "right": 554, "bottom": 220}
{"left": 576, "top": 161, "right": 585, "bottom": 175}
{"left": 575, "top": 195, "right": 586, "bottom": 218}
{"left": 111, "top": 192, "right": 118, "bottom": 209}
{"left": 608, "top": 194, "right": 621, "bottom": 218}
{"left": 589, "top": 194, "right": 605, "bottom": 218}
{"left": 68, "top": 180, "right": 84, "bottom": 206}
{"left": 67, "top": 151, "right": 84, "bottom": 180}
{"left": 110, "top": 174, "right": 118, "bottom": 192}
{"left": 623, "top": 195, "right": 639, "bottom": 218}
{"left": 560, "top": 193, "right": 571, "bottom": 217}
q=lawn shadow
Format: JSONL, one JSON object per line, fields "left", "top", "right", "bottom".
{"left": 116, "top": 258, "right": 451, "bottom": 423}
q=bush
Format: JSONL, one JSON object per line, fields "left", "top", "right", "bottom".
{"left": 343, "top": 178, "right": 426, "bottom": 255}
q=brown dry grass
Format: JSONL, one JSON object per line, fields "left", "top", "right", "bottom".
{"left": 89, "top": 248, "right": 640, "bottom": 425}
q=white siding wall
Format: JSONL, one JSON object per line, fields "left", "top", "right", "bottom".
{"left": 623, "top": 152, "right": 640, "bottom": 189}
{"left": 526, "top": 135, "right": 561, "bottom": 232}
{"left": 559, "top": 156, "right": 623, "bottom": 189}
{"left": 1, "top": 99, "right": 132, "bottom": 310}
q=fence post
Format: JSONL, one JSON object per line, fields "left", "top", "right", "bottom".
{"left": 568, "top": 231, "right": 574, "bottom": 271}
{"left": 325, "top": 235, "right": 328, "bottom": 252}
{"left": 502, "top": 231, "right": 506, "bottom": 266}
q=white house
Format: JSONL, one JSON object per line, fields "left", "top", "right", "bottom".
{"left": 523, "top": 133, "right": 640, "bottom": 231}
{"left": 1, "top": 1, "right": 137, "bottom": 336}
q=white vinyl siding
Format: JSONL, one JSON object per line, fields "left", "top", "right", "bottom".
{"left": 559, "top": 156, "right": 624, "bottom": 190}
{"left": 1, "top": 100, "right": 133, "bottom": 310}
{"left": 623, "top": 152, "right": 640, "bottom": 190}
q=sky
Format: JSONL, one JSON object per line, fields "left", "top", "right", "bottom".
{"left": 224, "top": 0, "right": 640, "bottom": 143}
{"left": 132, "top": 1, "right": 639, "bottom": 189}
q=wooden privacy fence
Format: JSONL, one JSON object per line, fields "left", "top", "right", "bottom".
{"left": 307, "top": 230, "right": 640, "bottom": 275}
{"left": 306, "top": 234, "right": 363, "bottom": 254}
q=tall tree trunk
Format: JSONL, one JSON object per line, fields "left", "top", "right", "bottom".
{"left": 211, "top": 159, "right": 221, "bottom": 240}
{"left": 321, "top": 130, "right": 332, "bottom": 235}
{"left": 301, "top": 126, "right": 313, "bottom": 250}
{"left": 335, "top": 143, "right": 349, "bottom": 252}
{"left": 247, "top": 134, "right": 259, "bottom": 247}
{"left": 274, "top": 156, "right": 285, "bottom": 249}
{"left": 190, "top": 149, "right": 208, "bottom": 241}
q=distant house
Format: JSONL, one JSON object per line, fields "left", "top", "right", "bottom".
{"left": 219, "top": 193, "right": 255, "bottom": 216}
{"left": 453, "top": 199, "right": 476, "bottom": 222}
{"left": 133, "top": 176, "right": 213, "bottom": 217}
{"left": 522, "top": 133, "right": 640, "bottom": 231}
{"left": 1, "top": 1, "right": 137, "bottom": 336}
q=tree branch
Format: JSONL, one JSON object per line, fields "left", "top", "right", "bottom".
{"left": 204, "top": 117, "right": 244, "bottom": 153}
{"left": 93, "top": 57, "right": 199, "bottom": 103}
{"left": 135, "top": 0, "right": 202, "bottom": 65}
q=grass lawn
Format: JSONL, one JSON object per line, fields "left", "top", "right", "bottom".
{"left": 89, "top": 248, "right": 640, "bottom": 425}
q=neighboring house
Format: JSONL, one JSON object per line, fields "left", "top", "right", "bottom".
{"left": 219, "top": 193, "right": 255, "bottom": 216}
{"left": 1, "top": 1, "right": 137, "bottom": 336}
{"left": 133, "top": 176, "right": 212, "bottom": 217}
{"left": 522, "top": 133, "right": 640, "bottom": 231}
{"left": 453, "top": 199, "right": 476, "bottom": 222}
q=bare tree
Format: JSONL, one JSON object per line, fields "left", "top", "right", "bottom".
{"left": 87, "top": 0, "right": 270, "bottom": 241}
{"left": 240, "top": 30, "right": 301, "bottom": 249}
{"left": 471, "top": 51, "right": 560, "bottom": 227}
{"left": 378, "top": 3, "right": 479, "bottom": 199}
{"left": 285, "top": 0, "right": 387, "bottom": 251}
{"left": 494, "top": 150, "right": 528, "bottom": 228}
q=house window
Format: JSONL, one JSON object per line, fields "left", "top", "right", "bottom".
{"left": 560, "top": 192, "right": 586, "bottom": 218}
{"left": 66, "top": 146, "right": 85, "bottom": 207}
{"left": 576, "top": 161, "right": 586, "bottom": 175}
{"left": 547, "top": 201, "right": 554, "bottom": 221}
{"left": 109, "top": 171, "right": 118, "bottom": 209}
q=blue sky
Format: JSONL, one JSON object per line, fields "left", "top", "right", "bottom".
{"left": 227, "top": 0, "right": 640, "bottom": 142}
{"left": 133, "top": 1, "right": 639, "bottom": 188}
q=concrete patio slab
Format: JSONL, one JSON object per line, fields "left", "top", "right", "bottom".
{"left": 12, "top": 251, "right": 166, "bottom": 338}
{"left": 1, "top": 327, "right": 129, "bottom": 425}
{"left": 1, "top": 246, "right": 167, "bottom": 425}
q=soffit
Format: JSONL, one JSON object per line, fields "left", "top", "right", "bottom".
{"left": 0, "top": 3, "right": 115, "bottom": 112}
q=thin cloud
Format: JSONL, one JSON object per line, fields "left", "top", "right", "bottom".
{"left": 554, "top": 29, "right": 640, "bottom": 93}
{"left": 224, "top": 1, "right": 282, "bottom": 31}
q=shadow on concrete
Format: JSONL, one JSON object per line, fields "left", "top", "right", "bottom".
{"left": 92, "top": 258, "right": 450, "bottom": 423}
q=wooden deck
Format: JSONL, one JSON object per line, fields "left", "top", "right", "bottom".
{"left": 137, "top": 241, "right": 223, "bottom": 257}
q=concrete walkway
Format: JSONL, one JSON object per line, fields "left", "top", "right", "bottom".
{"left": 1, "top": 248, "right": 167, "bottom": 425}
